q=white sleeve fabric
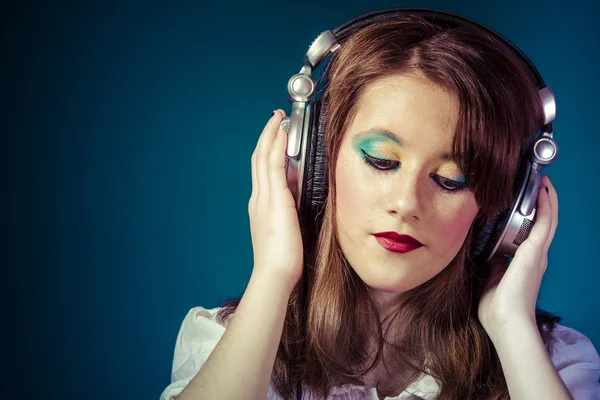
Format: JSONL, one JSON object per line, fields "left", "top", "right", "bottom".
{"left": 159, "top": 306, "right": 227, "bottom": 400}
{"left": 551, "top": 323, "right": 600, "bottom": 400}
{"left": 159, "top": 306, "right": 284, "bottom": 400}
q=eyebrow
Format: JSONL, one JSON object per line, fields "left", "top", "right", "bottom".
{"left": 355, "top": 127, "right": 452, "bottom": 161}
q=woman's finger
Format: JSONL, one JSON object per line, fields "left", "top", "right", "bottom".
{"left": 256, "top": 110, "right": 285, "bottom": 200}
{"left": 250, "top": 146, "right": 258, "bottom": 208}
{"left": 252, "top": 114, "right": 272, "bottom": 197}
{"left": 542, "top": 175, "right": 559, "bottom": 254}
{"left": 251, "top": 111, "right": 279, "bottom": 205}
{"left": 268, "top": 116, "right": 289, "bottom": 194}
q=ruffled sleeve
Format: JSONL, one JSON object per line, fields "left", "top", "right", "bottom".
{"left": 159, "top": 306, "right": 228, "bottom": 400}
{"left": 551, "top": 323, "right": 600, "bottom": 399}
{"left": 159, "top": 306, "right": 284, "bottom": 400}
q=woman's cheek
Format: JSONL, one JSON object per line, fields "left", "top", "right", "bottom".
{"left": 435, "top": 202, "right": 479, "bottom": 253}
{"left": 335, "top": 158, "right": 364, "bottom": 214}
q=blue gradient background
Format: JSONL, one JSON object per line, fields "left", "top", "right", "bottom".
{"left": 3, "top": 0, "right": 599, "bottom": 399}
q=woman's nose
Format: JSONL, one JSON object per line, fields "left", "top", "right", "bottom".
{"left": 388, "top": 168, "right": 426, "bottom": 221}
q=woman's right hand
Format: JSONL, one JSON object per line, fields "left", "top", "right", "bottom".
{"left": 248, "top": 109, "right": 304, "bottom": 291}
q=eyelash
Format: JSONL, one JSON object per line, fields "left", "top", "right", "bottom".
{"left": 360, "top": 150, "right": 469, "bottom": 194}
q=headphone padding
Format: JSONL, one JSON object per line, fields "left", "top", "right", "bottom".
{"left": 299, "top": 98, "right": 329, "bottom": 241}
{"left": 471, "top": 153, "right": 530, "bottom": 263}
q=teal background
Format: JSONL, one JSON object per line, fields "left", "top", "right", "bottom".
{"left": 3, "top": 0, "right": 599, "bottom": 399}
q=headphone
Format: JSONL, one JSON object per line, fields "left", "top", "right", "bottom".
{"left": 281, "top": 8, "right": 558, "bottom": 399}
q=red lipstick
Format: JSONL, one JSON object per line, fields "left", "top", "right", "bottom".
{"left": 373, "top": 232, "right": 423, "bottom": 253}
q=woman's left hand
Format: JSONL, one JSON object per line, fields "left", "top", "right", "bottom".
{"left": 477, "top": 174, "right": 558, "bottom": 338}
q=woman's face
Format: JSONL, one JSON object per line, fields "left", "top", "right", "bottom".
{"left": 334, "top": 72, "right": 480, "bottom": 312}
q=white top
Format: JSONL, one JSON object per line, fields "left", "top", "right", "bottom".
{"left": 160, "top": 306, "right": 600, "bottom": 400}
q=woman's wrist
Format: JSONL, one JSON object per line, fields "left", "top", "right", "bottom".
{"left": 248, "top": 268, "right": 297, "bottom": 302}
{"left": 250, "top": 266, "right": 300, "bottom": 296}
{"left": 484, "top": 316, "right": 536, "bottom": 345}
{"left": 487, "top": 320, "right": 572, "bottom": 400}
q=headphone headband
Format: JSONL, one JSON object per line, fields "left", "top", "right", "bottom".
{"left": 330, "top": 8, "right": 546, "bottom": 89}
{"left": 298, "top": 7, "right": 556, "bottom": 135}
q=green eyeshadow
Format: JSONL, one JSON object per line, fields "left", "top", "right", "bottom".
{"left": 351, "top": 133, "right": 401, "bottom": 158}
{"left": 352, "top": 132, "right": 467, "bottom": 183}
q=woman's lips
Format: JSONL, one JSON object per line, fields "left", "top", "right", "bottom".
{"left": 374, "top": 235, "right": 423, "bottom": 253}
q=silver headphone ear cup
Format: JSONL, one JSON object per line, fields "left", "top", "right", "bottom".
{"left": 282, "top": 116, "right": 301, "bottom": 210}
{"left": 481, "top": 205, "right": 537, "bottom": 263}
{"left": 489, "top": 162, "right": 542, "bottom": 261}
{"left": 513, "top": 218, "right": 534, "bottom": 245}
{"left": 479, "top": 156, "right": 541, "bottom": 263}
{"left": 283, "top": 100, "right": 326, "bottom": 222}
{"left": 472, "top": 154, "right": 533, "bottom": 264}
{"left": 283, "top": 101, "right": 325, "bottom": 272}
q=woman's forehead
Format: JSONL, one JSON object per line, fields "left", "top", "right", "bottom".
{"left": 356, "top": 73, "right": 458, "bottom": 124}
{"left": 347, "top": 75, "right": 459, "bottom": 153}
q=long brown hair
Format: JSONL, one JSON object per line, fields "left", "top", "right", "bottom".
{"left": 218, "top": 16, "right": 561, "bottom": 399}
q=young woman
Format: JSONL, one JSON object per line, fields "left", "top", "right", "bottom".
{"left": 161, "top": 10, "right": 600, "bottom": 400}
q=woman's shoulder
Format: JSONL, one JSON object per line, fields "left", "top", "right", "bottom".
{"left": 549, "top": 323, "right": 600, "bottom": 397}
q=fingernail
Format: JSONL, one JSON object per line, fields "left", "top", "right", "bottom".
{"left": 545, "top": 186, "right": 549, "bottom": 194}
{"left": 270, "top": 111, "right": 276, "bottom": 118}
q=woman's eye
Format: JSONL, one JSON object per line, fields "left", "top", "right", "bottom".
{"left": 360, "top": 150, "right": 399, "bottom": 170}
{"left": 433, "top": 175, "right": 469, "bottom": 193}
{"left": 360, "top": 150, "right": 469, "bottom": 193}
